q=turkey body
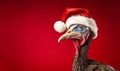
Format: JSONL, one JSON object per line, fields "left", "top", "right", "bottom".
{"left": 72, "top": 57, "right": 117, "bottom": 71}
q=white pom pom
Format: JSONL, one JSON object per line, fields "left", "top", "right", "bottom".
{"left": 54, "top": 21, "right": 66, "bottom": 33}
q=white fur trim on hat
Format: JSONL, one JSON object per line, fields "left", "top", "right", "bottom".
{"left": 54, "top": 21, "right": 66, "bottom": 33}
{"left": 66, "top": 16, "right": 98, "bottom": 39}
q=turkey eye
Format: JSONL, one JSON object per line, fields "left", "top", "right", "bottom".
{"left": 78, "top": 26, "right": 83, "bottom": 30}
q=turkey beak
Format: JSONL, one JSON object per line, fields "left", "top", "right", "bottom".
{"left": 58, "top": 30, "right": 81, "bottom": 43}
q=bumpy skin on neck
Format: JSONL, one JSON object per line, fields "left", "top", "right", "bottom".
{"left": 72, "top": 32, "right": 117, "bottom": 71}
{"left": 72, "top": 31, "right": 93, "bottom": 71}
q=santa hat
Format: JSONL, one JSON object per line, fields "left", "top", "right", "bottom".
{"left": 54, "top": 8, "right": 98, "bottom": 39}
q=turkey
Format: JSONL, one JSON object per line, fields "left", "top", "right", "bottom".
{"left": 54, "top": 8, "right": 117, "bottom": 71}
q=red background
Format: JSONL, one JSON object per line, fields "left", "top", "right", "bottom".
{"left": 0, "top": 0, "right": 120, "bottom": 71}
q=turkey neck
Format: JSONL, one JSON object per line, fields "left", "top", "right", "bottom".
{"left": 72, "top": 32, "right": 93, "bottom": 71}
{"left": 73, "top": 31, "right": 93, "bottom": 62}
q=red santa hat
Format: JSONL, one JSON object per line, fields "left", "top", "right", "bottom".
{"left": 54, "top": 8, "right": 98, "bottom": 39}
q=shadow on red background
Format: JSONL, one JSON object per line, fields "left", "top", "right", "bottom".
{"left": 0, "top": 0, "right": 120, "bottom": 71}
